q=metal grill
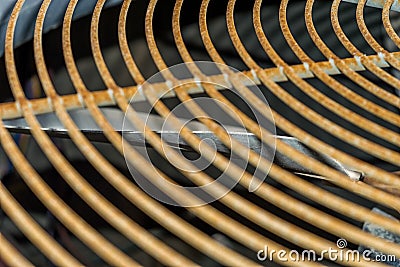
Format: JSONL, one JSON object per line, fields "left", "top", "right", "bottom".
{"left": 1, "top": 0, "right": 400, "bottom": 266}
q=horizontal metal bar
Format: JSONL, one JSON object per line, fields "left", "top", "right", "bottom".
{"left": 0, "top": 52, "right": 398, "bottom": 120}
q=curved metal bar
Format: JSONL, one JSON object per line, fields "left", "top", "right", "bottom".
{"left": 0, "top": 234, "right": 33, "bottom": 267}
{"left": 0, "top": 184, "right": 80, "bottom": 266}
{"left": 95, "top": 0, "right": 312, "bottom": 264}
{"left": 198, "top": 0, "right": 400, "bottom": 259}
{"left": 62, "top": 0, "right": 256, "bottom": 265}
{"left": 253, "top": 1, "right": 400, "bottom": 166}
{"left": 199, "top": 0, "right": 400, "bottom": 209}
{"left": 225, "top": 0, "right": 400, "bottom": 191}
{"left": 194, "top": 0, "right": 400, "bottom": 232}
{"left": 253, "top": 0, "right": 399, "bottom": 182}
{"left": 306, "top": 0, "right": 400, "bottom": 108}
{"left": 279, "top": 0, "right": 400, "bottom": 134}
{"left": 92, "top": 0, "right": 301, "bottom": 265}
{"left": 168, "top": 0, "right": 400, "bottom": 261}
{"left": 332, "top": 0, "right": 400, "bottom": 95}
{"left": 383, "top": 0, "right": 400, "bottom": 50}
{"left": 2, "top": 0, "right": 400, "bottom": 264}
{"left": 355, "top": 0, "right": 400, "bottom": 73}
{"left": 32, "top": 0, "right": 195, "bottom": 265}
{"left": 3, "top": 1, "right": 139, "bottom": 265}
{"left": 143, "top": 0, "right": 386, "bottom": 265}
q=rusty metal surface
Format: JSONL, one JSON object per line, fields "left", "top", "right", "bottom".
{"left": 0, "top": 0, "right": 399, "bottom": 266}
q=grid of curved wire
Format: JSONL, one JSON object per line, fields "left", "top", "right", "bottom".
{"left": 1, "top": 0, "right": 400, "bottom": 266}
